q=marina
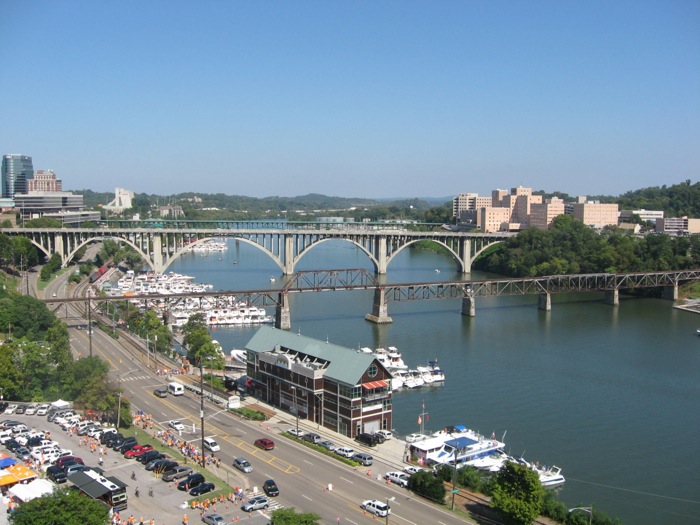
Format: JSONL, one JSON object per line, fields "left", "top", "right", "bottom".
{"left": 156, "top": 238, "right": 699, "bottom": 525}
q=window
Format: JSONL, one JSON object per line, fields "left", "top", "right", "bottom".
{"left": 368, "top": 364, "right": 378, "bottom": 378}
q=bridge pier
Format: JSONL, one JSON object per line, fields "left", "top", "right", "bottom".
{"left": 538, "top": 293, "right": 551, "bottom": 311}
{"left": 604, "top": 289, "right": 619, "bottom": 306}
{"left": 662, "top": 285, "right": 678, "bottom": 301}
{"left": 365, "top": 288, "right": 393, "bottom": 324}
{"left": 275, "top": 292, "right": 291, "bottom": 330}
{"left": 461, "top": 296, "right": 476, "bottom": 317}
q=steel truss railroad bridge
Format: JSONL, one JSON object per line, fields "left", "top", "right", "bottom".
{"left": 3, "top": 227, "right": 511, "bottom": 274}
{"left": 47, "top": 268, "right": 697, "bottom": 330}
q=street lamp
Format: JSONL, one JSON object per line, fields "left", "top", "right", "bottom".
{"left": 568, "top": 506, "right": 593, "bottom": 525}
{"left": 385, "top": 496, "right": 395, "bottom": 525}
{"left": 291, "top": 386, "right": 299, "bottom": 436}
{"left": 116, "top": 368, "right": 139, "bottom": 428}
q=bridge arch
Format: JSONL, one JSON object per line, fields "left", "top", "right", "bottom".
{"left": 290, "top": 237, "right": 380, "bottom": 273}
{"left": 385, "top": 238, "right": 465, "bottom": 272}
{"left": 64, "top": 236, "right": 152, "bottom": 269}
{"left": 471, "top": 240, "right": 504, "bottom": 269}
{"left": 160, "top": 236, "right": 285, "bottom": 273}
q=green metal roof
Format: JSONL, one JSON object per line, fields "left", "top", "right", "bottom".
{"left": 245, "top": 326, "right": 376, "bottom": 386}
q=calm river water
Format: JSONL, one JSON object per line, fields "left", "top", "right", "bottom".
{"left": 167, "top": 239, "right": 700, "bottom": 525}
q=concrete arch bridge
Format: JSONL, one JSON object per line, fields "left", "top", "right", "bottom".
{"left": 4, "top": 227, "right": 511, "bottom": 275}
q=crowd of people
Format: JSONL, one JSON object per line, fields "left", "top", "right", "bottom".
{"left": 154, "top": 429, "right": 221, "bottom": 468}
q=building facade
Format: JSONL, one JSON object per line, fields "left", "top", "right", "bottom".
{"left": 530, "top": 197, "right": 565, "bottom": 230}
{"left": 2, "top": 154, "right": 34, "bottom": 198}
{"left": 27, "top": 170, "right": 62, "bottom": 192}
{"left": 570, "top": 202, "right": 619, "bottom": 229}
{"left": 245, "top": 326, "right": 393, "bottom": 438}
{"left": 655, "top": 217, "right": 700, "bottom": 235}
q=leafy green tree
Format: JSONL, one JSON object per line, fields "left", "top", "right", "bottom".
{"left": 491, "top": 461, "right": 544, "bottom": 525}
{"left": 407, "top": 469, "right": 446, "bottom": 503}
{"left": 9, "top": 486, "right": 109, "bottom": 525}
{"left": 269, "top": 508, "right": 322, "bottom": 525}
{"left": 8, "top": 295, "right": 56, "bottom": 339}
{"left": 25, "top": 217, "right": 63, "bottom": 228}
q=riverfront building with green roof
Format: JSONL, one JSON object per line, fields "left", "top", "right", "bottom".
{"left": 245, "top": 326, "right": 393, "bottom": 438}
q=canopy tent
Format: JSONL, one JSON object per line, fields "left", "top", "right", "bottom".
{"left": 50, "top": 399, "right": 71, "bottom": 409}
{"left": 9, "top": 478, "right": 54, "bottom": 502}
{"left": 0, "top": 456, "right": 17, "bottom": 468}
{"left": 0, "top": 470, "right": 17, "bottom": 487}
{"left": 5, "top": 463, "right": 38, "bottom": 482}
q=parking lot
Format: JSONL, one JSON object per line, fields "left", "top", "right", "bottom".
{"left": 1, "top": 410, "right": 279, "bottom": 525}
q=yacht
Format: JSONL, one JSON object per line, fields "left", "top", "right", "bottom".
{"left": 535, "top": 465, "right": 566, "bottom": 487}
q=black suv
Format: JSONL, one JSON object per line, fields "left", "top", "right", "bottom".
{"left": 46, "top": 465, "right": 67, "bottom": 484}
{"left": 177, "top": 473, "right": 205, "bottom": 491}
{"left": 355, "top": 432, "right": 381, "bottom": 447}
{"left": 114, "top": 437, "right": 137, "bottom": 452}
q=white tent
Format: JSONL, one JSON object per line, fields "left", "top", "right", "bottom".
{"left": 50, "top": 399, "right": 71, "bottom": 409}
{"left": 8, "top": 479, "right": 54, "bottom": 502}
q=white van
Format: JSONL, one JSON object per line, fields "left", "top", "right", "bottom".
{"left": 168, "top": 382, "right": 184, "bottom": 396}
{"left": 203, "top": 437, "right": 220, "bottom": 452}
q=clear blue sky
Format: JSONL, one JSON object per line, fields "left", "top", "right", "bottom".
{"left": 1, "top": 1, "right": 698, "bottom": 200}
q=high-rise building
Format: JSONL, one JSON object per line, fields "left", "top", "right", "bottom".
{"left": 2, "top": 154, "right": 34, "bottom": 198}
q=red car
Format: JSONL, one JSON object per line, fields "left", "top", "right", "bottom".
{"left": 124, "top": 444, "right": 153, "bottom": 458}
{"left": 254, "top": 438, "right": 274, "bottom": 451}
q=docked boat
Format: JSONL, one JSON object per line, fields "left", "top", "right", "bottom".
{"left": 408, "top": 425, "right": 506, "bottom": 468}
{"left": 535, "top": 465, "right": 565, "bottom": 487}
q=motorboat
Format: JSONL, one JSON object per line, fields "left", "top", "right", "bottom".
{"left": 535, "top": 465, "right": 565, "bottom": 487}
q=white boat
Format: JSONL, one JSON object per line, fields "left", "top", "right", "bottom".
{"left": 375, "top": 346, "right": 408, "bottom": 370}
{"left": 535, "top": 465, "right": 565, "bottom": 487}
{"left": 403, "top": 371, "right": 425, "bottom": 389}
{"left": 230, "top": 349, "right": 247, "bottom": 364}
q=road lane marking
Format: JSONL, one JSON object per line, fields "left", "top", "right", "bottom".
{"left": 340, "top": 476, "right": 354, "bottom": 484}
{"left": 303, "top": 459, "right": 313, "bottom": 465}
{"left": 302, "top": 494, "right": 312, "bottom": 501}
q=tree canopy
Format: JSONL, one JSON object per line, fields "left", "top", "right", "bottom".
{"left": 9, "top": 486, "right": 110, "bottom": 525}
{"left": 475, "top": 214, "right": 700, "bottom": 277}
{"left": 490, "top": 461, "right": 545, "bottom": 525}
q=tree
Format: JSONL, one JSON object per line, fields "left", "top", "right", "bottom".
{"left": 269, "top": 508, "right": 322, "bottom": 525}
{"left": 9, "top": 486, "right": 109, "bottom": 525}
{"left": 407, "top": 469, "right": 446, "bottom": 503}
{"left": 490, "top": 461, "right": 545, "bottom": 525}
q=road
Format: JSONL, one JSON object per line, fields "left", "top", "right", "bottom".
{"left": 33, "top": 268, "right": 477, "bottom": 525}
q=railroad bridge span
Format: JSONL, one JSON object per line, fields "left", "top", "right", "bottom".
{"left": 3, "top": 226, "right": 510, "bottom": 274}
{"left": 49, "top": 269, "right": 699, "bottom": 330}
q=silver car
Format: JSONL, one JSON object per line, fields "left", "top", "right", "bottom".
{"left": 233, "top": 457, "right": 253, "bottom": 473}
{"left": 242, "top": 496, "right": 270, "bottom": 512}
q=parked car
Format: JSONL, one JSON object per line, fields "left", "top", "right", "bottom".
{"left": 318, "top": 440, "right": 337, "bottom": 451}
{"left": 403, "top": 466, "right": 423, "bottom": 475}
{"left": 355, "top": 432, "right": 380, "bottom": 447}
{"left": 233, "top": 457, "right": 253, "bottom": 473}
{"left": 162, "top": 466, "right": 193, "bottom": 482}
{"left": 384, "top": 471, "right": 410, "bottom": 488}
{"left": 46, "top": 465, "right": 67, "bottom": 484}
{"left": 124, "top": 444, "right": 153, "bottom": 458}
{"left": 254, "top": 438, "right": 274, "bottom": 451}
{"left": 64, "top": 464, "right": 91, "bottom": 476}
{"left": 113, "top": 437, "right": 137, "bottom": 452}
{"left": 15, "top": 405, "right": 26, "bottom": 415}
{"left": 302, "top": 433, "right": 322, "bottom": 444}
{"left": 361, "top": 499, "right": 391, "bottom": 518}
{"left": 405, "top": 433, "right": 428, "bottom": 443}
{"left": 137, "top": 450, "right": 164, "bottom": 464}
{"left": 24, "top": 404, "right": 38, "bottom": 415}
{"left": 56, "top": 456, "right": 83, "bottom": 469}
{"left": 4, "top": 405, "right": 18, "bottom": 415}
{"left": 177, "top": 473, "right": 205, "bottom": 491}
{"left": 374, "top": 429, "right": 393, "bottom": 440}
{"left": 189, "top": 482, "right": 215, "bottom": 496}
{"left": 14, "top": 447, "right": 32, "bottom": 461}
{"left": 36, "top": 404, "right": 50, "bottom": 416}
{"left": 334, "top": 446, "right": 355, "bottom": 458}
{"left": 4, "top": 439, "right": 21, "bottom": 452}
{"left": 102, "top": 432, "right": 123, "bottom": 445}
{"left": 201, "top": 514, "right": 226, "bottom": 525}
{"left": 147, "top": 459, "right": 177, "bottom": 472}
{"left": 287, "top": 428, "right": 303, "bottom": 437}
{"left": 241, "top": 496, "right": 270, "bottom": 512}
{"left": 262, "top": 479, "right": 279, "bottom": 497}
{"left": 352, "top": 452, "right": 373, "bottom": 466}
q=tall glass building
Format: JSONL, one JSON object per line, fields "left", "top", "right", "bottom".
{"left": 2, "top": 154, "right": 34, "bottom": 198}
